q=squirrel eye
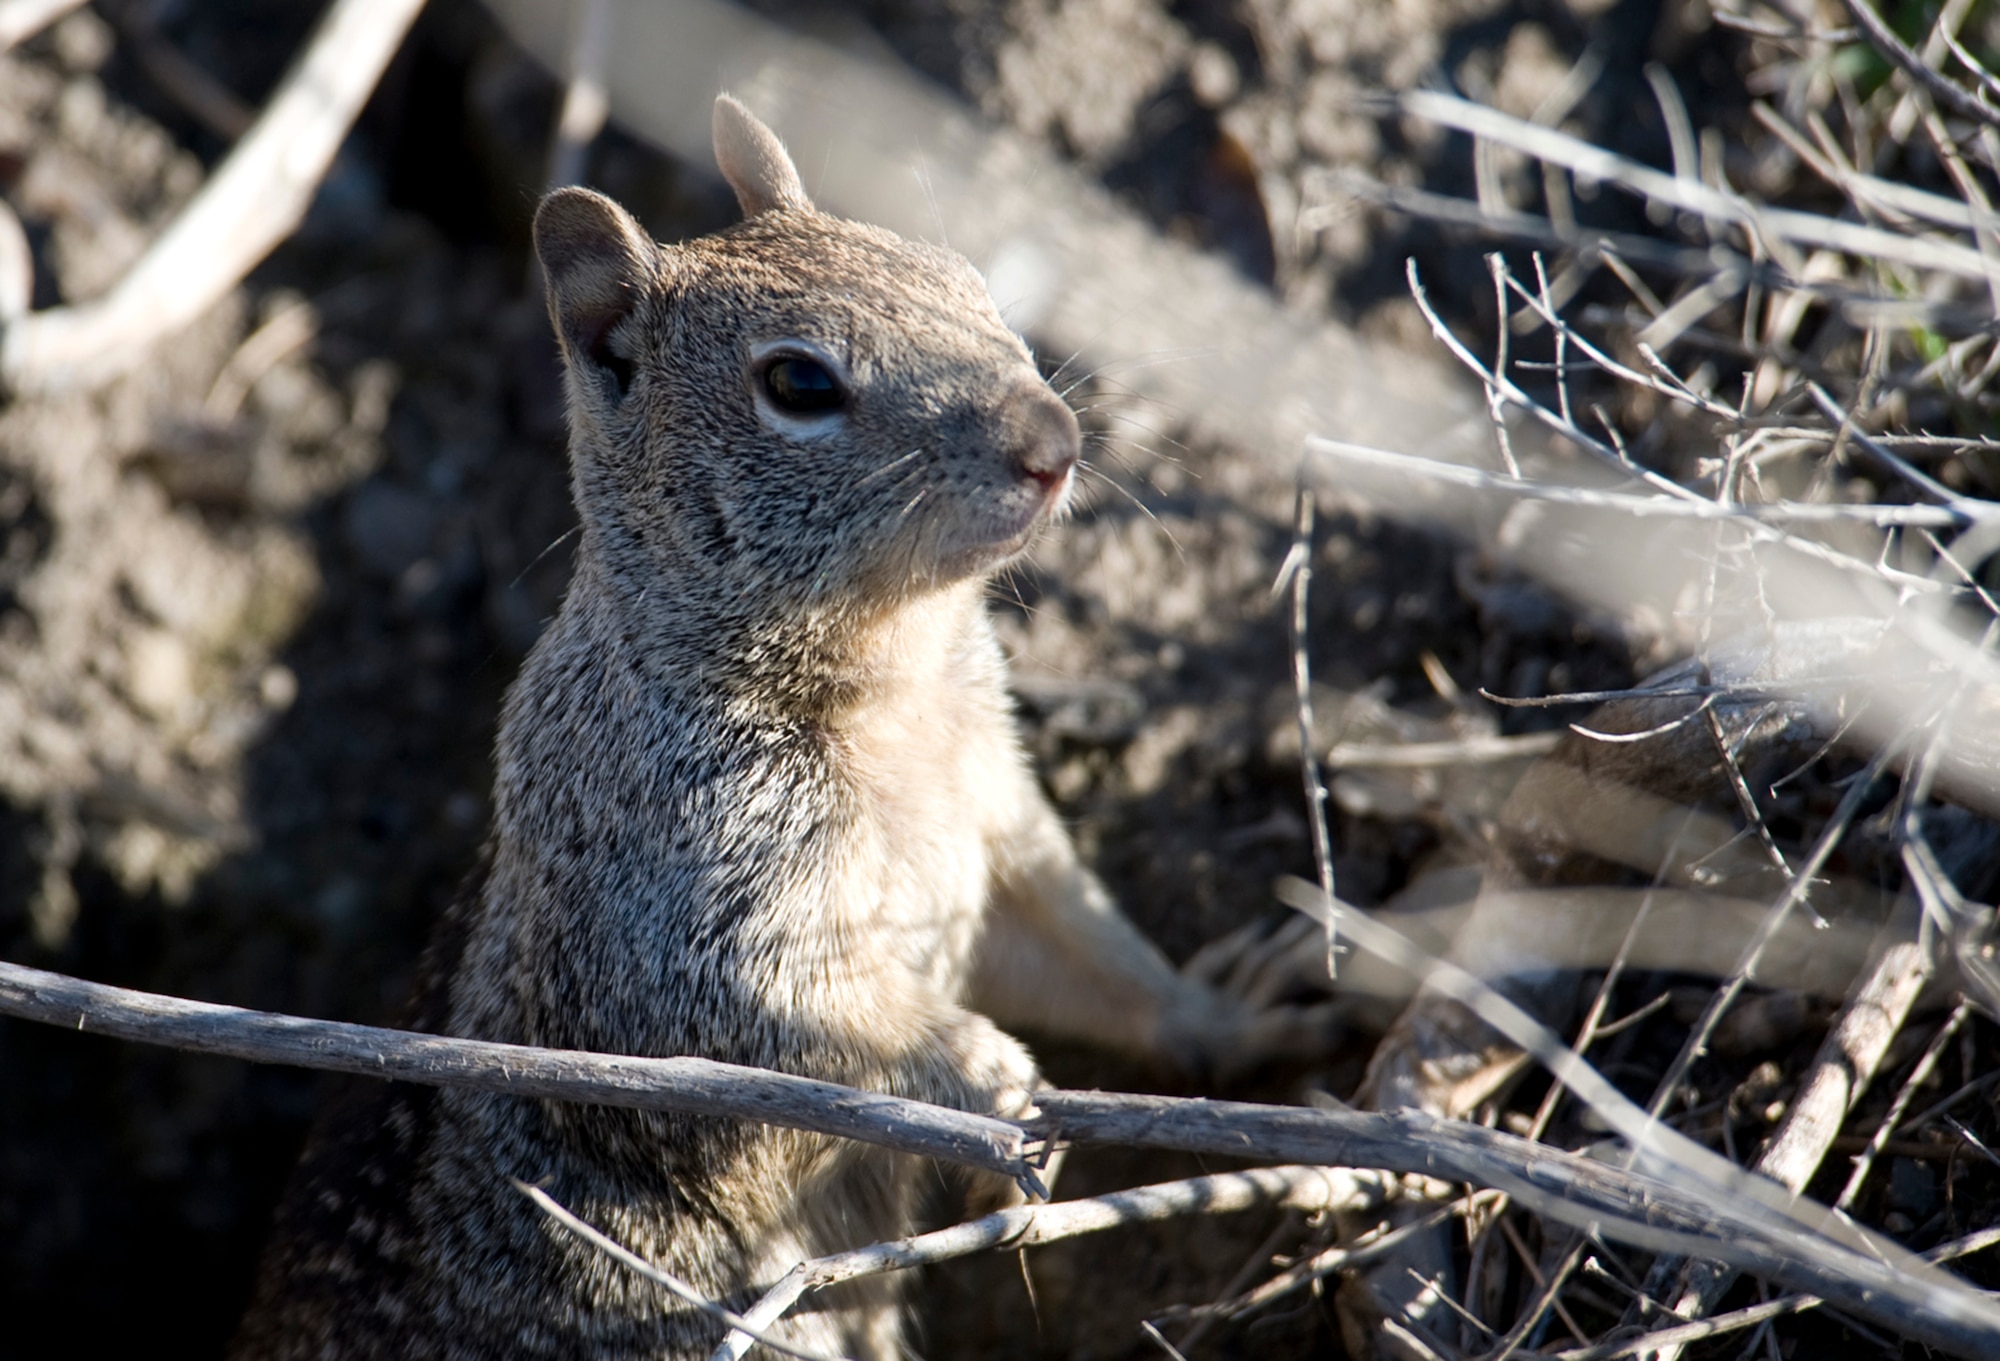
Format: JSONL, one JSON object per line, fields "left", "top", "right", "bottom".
{"left": 764, "top": 356, "right": 845, "bottom": 413}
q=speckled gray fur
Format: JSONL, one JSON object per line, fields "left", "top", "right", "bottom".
{"left": 231, "top": 97, "right": 1320, "bottom": 1360}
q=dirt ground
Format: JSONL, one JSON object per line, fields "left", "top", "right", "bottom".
{"left": 3, "top": 2, "right": 1996, "bottom": 1358}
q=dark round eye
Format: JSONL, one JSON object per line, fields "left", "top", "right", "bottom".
{"left": 764, "top": 356, "right": 845, "bottom": 413}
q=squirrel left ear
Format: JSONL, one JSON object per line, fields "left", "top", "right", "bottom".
{"left": 713, "top": 94, "right": 810, "bottom": 217}
{"left": 533, "top": 187, "right": 659, "bottom": 399}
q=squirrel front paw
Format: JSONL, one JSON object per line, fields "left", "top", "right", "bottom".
{"left": 953, "top": 1024, "right": 1048, "bottom": 1217}
{"left": 1161, "top": 915, "right": 1343, "bottom": 1080}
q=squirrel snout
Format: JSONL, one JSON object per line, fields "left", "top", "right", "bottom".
{"left": 1006, "top": 387, "right": 1081, "bottom": 493}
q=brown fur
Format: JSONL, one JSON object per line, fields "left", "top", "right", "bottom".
{"left": 231, "top": 97, "right": 1323, "bottom": 1360}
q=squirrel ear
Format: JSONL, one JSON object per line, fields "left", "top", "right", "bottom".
{"left": 533, "top": 187, "right": 657, "bottom": 396}
{"left": 713, "top": 94, "right": 810, "bottom": 216}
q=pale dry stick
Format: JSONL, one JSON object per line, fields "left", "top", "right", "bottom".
{"left": 1530, "top": 45, "right": 1605, "bottom": 243}
{"left": 0, "top": 0, "right": 83, "bottom": 50}
{"left": 1278, "top": 471, "right": 1338, "bottom": 977}
{"left": 545, "top": 0, "right": 613, "bottom": 190}
{"left": 1485, "top": 255, "right": 1523, "bottom": 475}
{"left": 1357, "top": 181, "right": 1986, "bottom": 338}
{"left": 1748, "top": 428, "right": 2000, "bottom": 453}
{"left": 1645, "top": 63, "right": 1701, "bottom": 206}
{"left": 1380, "top": 1317, "right": 1455, "bottom": 1361}
{"left": 0, "top": 0, "right": 427, "bottom": 392}
{"left": 707, "top": 1166, "right": 1385, "bottom": 1361}
{"left": 1324, "top": 731, "right": 1561, "bottom": 768}
{"left": 1311, "top": 171, "right": 1725, "bottom": 278}
{"left": 1710, "top": 9, "right": 1857, "bottom": 42}
{"left": 1310, "top": 433, "right": 1951, "bottom": 605}
{"left": 519, "top": 1183, "right": 846, "bottom": 1361}
{"left": 0, "top": 959, "right": 1038, "bottom": 1187}
{"left": 1636, "top": 266, "right": 1750, "bottom": 354}
{"left": 1554, "top": 1225, "right": 2000, "bottom": 1361}
{"left": 1263, "top": 880, "right": 2000, "bottom": 1354}
{"left": 1837, "top": 999, "right": 1975, "bottom": 1209}
{"left": 0, "top": 199, "right": 28, "bottom": 324}
{"left": 1649, "top": 910, "right": 1934, "bottom": 1360}
{"left": 1386, "top": 89, "right": 1995, "bottom": 281}
{"left": 1304, "top": 435, "right": 1976, "bottom": 530}
{"left": 1842, "top": 0, "right": 2000, "bottom": 133}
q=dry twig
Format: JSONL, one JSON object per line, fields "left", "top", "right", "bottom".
{"left": 0, "top": 959, "right": 1039, "bottom": 1190}
{"left": 709, "top": 1166, "right": 1385, "bottom": 1360}
{"left": 0, "top": 0, "right": 427, "bottom": 392}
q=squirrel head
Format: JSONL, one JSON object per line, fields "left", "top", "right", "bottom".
{"left": 531, "top": 96, "right": 1080, "bottom": 651}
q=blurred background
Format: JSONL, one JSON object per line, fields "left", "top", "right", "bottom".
{"left": 4, "top": 1, "right": 2000, "bottom": 1357}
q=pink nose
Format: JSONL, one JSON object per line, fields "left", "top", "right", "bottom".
{"left": 1007, "top": 386, "right": 1080, "bottom": 492}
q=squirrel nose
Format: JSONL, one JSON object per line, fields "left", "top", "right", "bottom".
{"left": 1006, "top": 386, "right": 1081, "bottom": 491}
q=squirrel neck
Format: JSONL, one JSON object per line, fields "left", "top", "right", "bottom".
{"left": 563, "top": 549, "right": 997, "bottom": 728}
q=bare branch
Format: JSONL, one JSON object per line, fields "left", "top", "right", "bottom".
{"left": 710, "top": 1166, "right": 1384, "bottom": 1360}
{"left": 1279, "top": 470, "right": 1339, "bottom": 976}
{"left": 1553, "top": 1227, "right": 2000, "bottom": 1360}
{"left": 1326, "top": 731, "right": 1562, "bottom": 768}
{"left": 1034, "top": 1082, "right": 2000, "bottom": 1358}
{"left": 1305, "top": 435, "right": 1980, "bottom": 530}
{"left": 1842, "top": 0, "right": 2000, "bottom": 132}
{"left": 0, "top": 960, "right": 1036, "bottom": 1187}
{"left": 520, "top": 1183, "right": 843, "bottom": 1361}
{"left": 1381, "top": 89, "right": 1997, "bottom": 281}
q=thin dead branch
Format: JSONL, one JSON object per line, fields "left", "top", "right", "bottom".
{"left": 709, "top": 1166, "right": 1385, "bottom": 1361}
{"left": 1306, "top": 434, "right": 1978, "bottom": 529}
{"left": 1278, "top": 471, "right": 1339, "bottom": 977}
{"left": 0, "top": 0, "right": 427, "bottom": 392}
{"left": 1381, "top": 89, "right": 1997, "bottom": 281}
{"left": 0, "top": 959, "right": 1039, "bottom": 1190}
{"left": 521, "top": 1182, "right": 844, "bottom": 1361}
{"left": 1553, "top": 1226, "right": 2000, "bottom": 1361}
{"left": 1842, "top": 0, "right": 2000, "bottom": 132}
{"left": 1037, "top": 1083, "right": 2000, "bottom": 1357}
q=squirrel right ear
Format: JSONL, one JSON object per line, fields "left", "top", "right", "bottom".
{"left": 713, "top": 94, "right": 810, "bottom": 216}
{"left": 533, "top": 188, "right": 658, "bottom": 397}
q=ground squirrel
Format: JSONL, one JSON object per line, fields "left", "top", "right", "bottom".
{"left": 231, "top": 96, "right": 1324, "bottom": 1360}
